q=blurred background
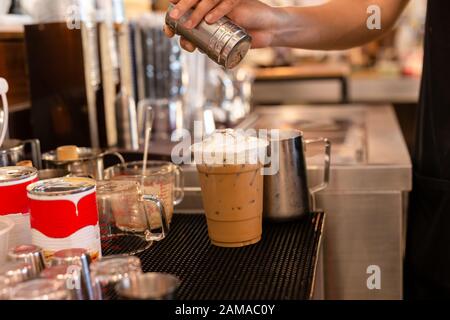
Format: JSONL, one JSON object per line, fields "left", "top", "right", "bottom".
{"left": 0, "top": 0, "right": 425, "bottom": 152}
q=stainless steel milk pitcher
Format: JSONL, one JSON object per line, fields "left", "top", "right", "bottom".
{"left": 263, "top": 129, "right": 331, "bottom": 221}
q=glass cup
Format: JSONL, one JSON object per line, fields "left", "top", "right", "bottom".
{"left": 104, "top": 161, "right": 184, "bottom": 227}
{"left": 96, "top": 180, "right": 169, "bottom": 255}
{"left": 192, "top": 129, "right": 268, "bottom": 247}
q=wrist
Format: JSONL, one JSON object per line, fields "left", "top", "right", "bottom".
{"left": 267, "top": 6, "right": 297, "bottom": 47}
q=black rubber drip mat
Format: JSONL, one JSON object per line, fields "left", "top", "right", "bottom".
{"left": 125, "top": 212, "right": 325, "bottom": 300}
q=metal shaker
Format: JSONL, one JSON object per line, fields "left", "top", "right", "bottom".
{"left": 0, "top": 262, "right": 33, "bottom": 299}
{"left": 116, "top": 272, "right": 180, "bottom": 300}
{"left": 8, "top": 244, "right": 46, "bottom": 277}
{"left": 51, "top": 248, "right": 96, "bottom": 300}
{"left": 165, "top": 6, "right": 252, "bottom": 69}
{"left": 264, "top": 130, "right": 331, "bottom": 221}
{"left": 40, "top": 265, "right": 84, "bottom": 300}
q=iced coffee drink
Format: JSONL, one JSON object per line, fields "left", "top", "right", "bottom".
{"left": 192, "top": 130, "right": 268, "bottom": 248}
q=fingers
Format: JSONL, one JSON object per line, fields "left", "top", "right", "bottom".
{"left": 205, "top": 0, "right": 240, "bottom": 24}
{"left": 180, "top": 38, "right": 196, "bottom": 52}
{"left": 164, "top": 23, "right": 196, "bottom": 52}
{"left": 169, "top": 0, "right": 198, "bottom": 20}
{"left": 163, "top": 25, "right": 175, "bottom": 38}
{"left": 186, "top": 0, "right": 221, "bottom": 28}
{"left": 169, "top": 0, "right": 238, "bottom": 28}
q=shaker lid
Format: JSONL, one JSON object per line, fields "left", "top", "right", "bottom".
{"left": 223, "top": 33, "right": 252, "bottom": 69}
{"left": 0, "top": 166, "right": 38, "bottom": 183}
{"left": 27, "top": 177, "right": 95, "bottom": 196}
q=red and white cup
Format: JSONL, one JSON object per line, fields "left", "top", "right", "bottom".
{"left": 0, "top": 166, "right": 38, "bottom": 248}
{"left": 27, "top": 177, "right": 102, "bottom": 262}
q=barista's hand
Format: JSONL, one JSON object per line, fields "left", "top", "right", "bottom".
{"left": 164, "top": 0, "right": 280, "bottom": 52}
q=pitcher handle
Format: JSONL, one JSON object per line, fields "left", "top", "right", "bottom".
{"left": 99, "top": 151, "right": 126, "bottom": 164}
{"left": 305, "top": 138, "right": 331, "bottom": 211}
{"left": 142, "top": 194, "right": 169, "bottom": 241}
{"left": 22, "top": 139, "right": 42, "bottom": 169}
{"left": 173, "top": 165, "right": 184, "bottom": 206}
{"left": 0, "top": 78, "right": 9, "bottom": 148}
{"left": 98, "top": 151, "right": 125, "bottom": 180}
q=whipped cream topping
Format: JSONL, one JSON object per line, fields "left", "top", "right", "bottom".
{"left": 191, "top": 129, "right": 268, "bottom": 165}
{"left": 193, "top": 129, "right": 268, "bottom": 153}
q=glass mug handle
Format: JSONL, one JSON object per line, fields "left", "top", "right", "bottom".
{"left": 173, "top": 166, "right": 184, "bottom": 206}
{"left": 142, "top": 195, "right": 169, "bottom": 241}
{"left": 99, "top": 151, "right": 125, "bottom": 180}
{"left": 22, "top": 139, "right": 42, "bottom": 169}
{"left": 304, "top": 138, "right": 331, "bottom": 211}
{"left": 99, "top": 151, "right": 126, "bottom": 165}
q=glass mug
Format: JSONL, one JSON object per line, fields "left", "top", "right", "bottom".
{"left": 104, "top": 161, "right": 184, "bottom": 227}
{"left": 96, "top": 180, "right": 169, "bottom": 255}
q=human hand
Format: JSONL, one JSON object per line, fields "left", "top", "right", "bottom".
{"left": 164, "top": 0, "right": 281, "bottom": 52}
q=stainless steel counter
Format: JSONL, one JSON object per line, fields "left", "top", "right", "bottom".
{"left": 176, "top": 104, "right": 412, "bottom": 300}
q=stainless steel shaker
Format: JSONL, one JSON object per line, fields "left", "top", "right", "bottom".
{"left": 0, "top": 139, "right": 42, "bottom": 169}
{"left": 8, "top": 244, "right": 46, "bottom": 278}
{"left": 51, "top": 248, "right": 96, "bottom": 300}
{"left": 264, "top": 130, "right": 331, "bottom": 220}
{"left": 116, "top": 272, "right": 180, "bottom": 300}
{"left": 165, "top": 6, "right": 252, "bottom": 69}
{"left": 41, "top": 147, "right": 125, "bottom": 180}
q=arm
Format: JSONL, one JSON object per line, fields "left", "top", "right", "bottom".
{"left": 165, "top": 0, "right": 410, "bottom": 50}
{"left": 264, "top": 0, "right": 410, "bottom": 50}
